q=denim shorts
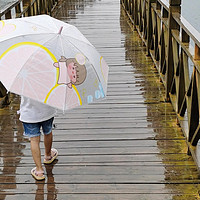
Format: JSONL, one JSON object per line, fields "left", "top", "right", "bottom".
{"left": 23, "top": 117, "right": 54, "bottom": 138}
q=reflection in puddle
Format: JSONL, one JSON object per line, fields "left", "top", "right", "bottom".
{"left": 0, "top": 94, "right": 27, "bottom": 199}
{"left": 35, "top": 160, "right": 58, "bottom": 200}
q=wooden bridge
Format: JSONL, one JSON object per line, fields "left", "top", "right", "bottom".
{"left": 1, "top": 0, "right": 200, "bottom": 199}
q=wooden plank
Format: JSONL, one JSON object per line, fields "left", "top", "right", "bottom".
{"left": 1, "top": 174, "right": 200, "bottom": 184}
{"left": 1, "top": 183, "right": 199, "bottom": 195}
{"left": 0, "top": 194, "right": 180, "bottom": 200}
{"left": 1, "top": 194, "right": 199, "bottom": 200}
{"left": 0, "top": 154, "right": 196, "bottom": 166}
{"left": 1, "top": 165, "right": 198, "bottom": 176}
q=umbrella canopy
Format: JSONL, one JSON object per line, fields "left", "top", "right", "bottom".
{"left": 0, "top": 15, "right": 109, "bottom": 111}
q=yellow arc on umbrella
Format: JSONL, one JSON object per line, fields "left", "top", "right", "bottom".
{"left": 0, "top": 42, "right": 82, "bottom": 105}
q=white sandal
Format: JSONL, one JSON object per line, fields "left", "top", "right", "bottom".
{"left": 31, "top": 167, "right": 45, "bottom": 181}
{"left": 44, "top": 148, "right": 58, "bottom": 164}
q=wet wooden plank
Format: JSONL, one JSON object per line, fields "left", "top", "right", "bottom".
{"left": 2, "top": 165, "right": 198, "bottom": 176}
{"left": 0, "top": 194, "right": 177, "bottom": 200}
{"left": 1, "top": 173, "right": 200, "bottom": 184}
{"left": 2, "top": 183, "right": 200, "bottom": 196}
{"left": 1, "top": 194, "right": 199, "bottom": 200}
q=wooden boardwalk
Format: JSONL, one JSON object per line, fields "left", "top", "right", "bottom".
{"left": 1, "top": 0, "right": 200, "bottom": 199}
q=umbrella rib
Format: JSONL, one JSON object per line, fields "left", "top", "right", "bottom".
{"left": 59, "top": 36, "right": 67, "bottom": 111}
{"left": 23, "top": 79, "right": 40, "bottom": 100}
{"left": 21, "top": 76, "right": 25, "bottom": 95}
{"left": 28, "top": 70, "right": 55, "bottom": 75}
{"left": 59, "top": 34, "right": 65, "bottom": 58}
{"left": 63, "top": 85, "right": 68, "bottom": 111}
{"left": 26, "top": 76, "right": 52, "bottom": 90}
{"left": 63, "top": 35, "right": 95, "bottom": 49}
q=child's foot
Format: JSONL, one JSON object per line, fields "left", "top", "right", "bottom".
{"left": 44, "top": 148, "right": 58, "bottom": 164}
{"left": 31, "top": 167, "right": 45, "bottom": 181}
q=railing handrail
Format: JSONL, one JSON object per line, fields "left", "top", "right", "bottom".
{"left": 0, "top": 0, "right": 58, "bottom": 19}
{"left": 173, "top": 14, "right": 200, "bottom": 49}
{"left": 0, "top": 0, "right": 21, "bottom": 16}
{"left": 149, "top": 0, "right": 200, "bottom": 49}
{"left": 158, "top": 0, "right": 169, "bottom": 9}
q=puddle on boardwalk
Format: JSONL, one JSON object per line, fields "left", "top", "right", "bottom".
{"left": 0, "top": 0, "right": 200, "bottom": 199}
{"left": 0, "top": 94, "right": 27, "bottom": 199}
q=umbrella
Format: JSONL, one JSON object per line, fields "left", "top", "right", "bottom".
{"left": 0, "top": 15, "right": 109, "bottom": 111}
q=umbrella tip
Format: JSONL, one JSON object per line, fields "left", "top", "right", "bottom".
{"left": 58, "top": 26, "right": 63, "bottom": 34}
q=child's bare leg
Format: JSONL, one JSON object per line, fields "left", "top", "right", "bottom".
{"left": 44, "top": 132, "right": 52, "bottom": 158}
{"left": 30, "top": 136, "right": 43, "bottom": 173}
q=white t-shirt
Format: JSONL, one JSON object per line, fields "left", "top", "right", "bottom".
{"left": 19, "top": 96, "right": 57, "bottom": 123}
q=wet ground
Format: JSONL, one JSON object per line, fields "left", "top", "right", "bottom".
{"left": 1, "top": 0, "right": 200, "bottom": 199}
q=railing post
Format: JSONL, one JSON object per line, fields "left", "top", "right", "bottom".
{"left": 15, "top": 3, "right": 22, "bottom": 16}
{"left": 5, "top": 11, "right": 12, "bottom": 19}
{"left": 23, "top": 0, "right": 31, "bottom": 6}
{"left": 134, "top": 0, "right": 138, "bottom": 25}
{"left": 147, "top": 0, "right": 156, "bottom": 55}
{"left": 124, "top": 0, "right": 128, "bottom": 11}
{"left": 166, "top": 0, "right": 181, "bottom": 101}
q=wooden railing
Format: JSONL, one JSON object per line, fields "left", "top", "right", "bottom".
{"left": 121, "top": 0, "right": 200, "bottom": 169}
{"left": 0, "top": 0, "right": 59, "bottom": 19}
{"left": 0, "top": 0, "right": 59, "bottom": 107}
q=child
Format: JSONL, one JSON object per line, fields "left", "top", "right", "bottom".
{"left": 19, "top": 96, "right": 58, "bottom": 181}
